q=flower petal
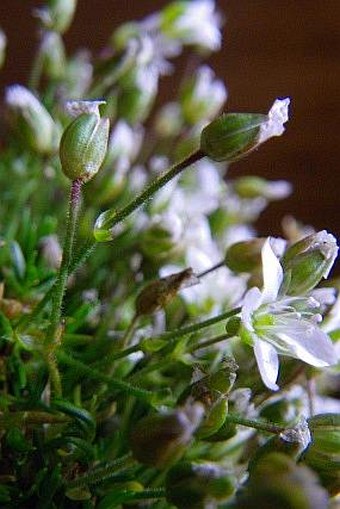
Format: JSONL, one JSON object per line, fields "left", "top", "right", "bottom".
{"left": 241, "top": 287, "right": 263, "bottom": 331}
{"left": 277, "top": 320, "right": 338, "bottom": 367}
{"left": 261, "top": 238, "right": 284, "bottom": 303}
{"left": 258, "top": 97, "right": 290, "bottom": 144}
{"left": 254, "top": 338, "right": 279, "bottom": 391}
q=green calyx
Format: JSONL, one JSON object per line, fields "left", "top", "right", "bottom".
{"left": 200, "top": 113, "right": 266, "bottom": 162}
{"left": 60, "top": 112, "right": 109, "bottom": 182}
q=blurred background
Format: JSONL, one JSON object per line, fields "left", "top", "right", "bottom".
{"left": 0, "top": 0, "right": 339, "bottom": 240}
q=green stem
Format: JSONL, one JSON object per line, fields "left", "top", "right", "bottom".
{"left": 17, "top": 152, "right": 203, "bottom": 326}
{"left": 197, "top": 260, "right": 225, "bottom": 278}
{"left": 99, "top": 149, "right": 204, "bottom": 237}
{"left": 57, "top": 351, "right": 154, "bottom": 401}
{"left": 129, "top": 357, "right": 173, "bottom": 383}
{"left": 161, "top": 307, "right": 241, "bottom": 345}
{"left": 95, "top": 307, "right": 242, "bottom": 369}
{"left": 189, "top": 333, "right": 232, "bottom": 352}
{"left": 0, "top": 411, "right": 70, "bottom": 427}
{"left": 121, "top": 314, "right": 139, "bottom": 349}
{"left": 224, "top": 414, "right": 285, "bottom": 434}
{"left": 16, "top": 241, "right": 95, "bottom": 330}
{"left": 44, "top": 178, "right": 82, "bottom": 396}
{"left": 67, "top": 453, "right": 135, "bottom": 488}
{"left": 28, "top": 41, "right": 44, "bottom": 90}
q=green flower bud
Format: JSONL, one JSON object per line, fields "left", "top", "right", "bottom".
{"left": 301, "top": 413, "right": 340, "bottom": 495}
{"left": 225, "top": 316, "right": 242, "bottom": 336}
{"left": 35, "top": 0, "right": 77, "bottom": 33}
{"left": 236, "top": 453, "right": 329, "bottom": 509}
{"left": 233, "top": 176, "right": 292, "bottom": 201}
{"left": 5, "top": 84, "right": 61, "bottom": 154}
{"left": 281, "top": 231, "right": 338, "bottom": 295}
{"left": 118, "top": 68, "right": 157, "bottom": 124}
{"left": 40, "top": 31, "right": 66, "bottom": 80}
{"left": 200, "top": 112, "right": 265, "bottom": 162}
{"left": 178, "top": 360, "right": 238, "bottom": 406}
{"left": 180, "top": 66, "right": 227, "bottom": 125}
{"left": 165, "top": 462, "right": 235, "bottom": 509}
{"left": 129, "top": 403, "right": 204, "bottom": 468}
{"left": 135, "top": 268, "right": 199, "bottom": 316}
{"left": 110, "top": 22, "right": 140, "bottom": 51}
{"left": 139, "top": 216, "right": 182, "bottom": 261}
{"left": 203, "top": 419, "right": 237, "bottom": 442}
{"left": 250, "top": 419, "right": 312, "bottom": 468}
{"left": 60, "top": 101, "right": 109, "bottom": 182}
{"left": 200, "top": 98, "right": 290, "bottom": 162}
{"left": 225, "top": 238, "right": 267, "bottom": 273}
{"left": 154, "top": 102, "right": 183, "bottom": 138}
{"left": 0, "top": 29, "right": 7, "bottom": 70}
{"left": 196, "top": 396, "right": 229, "bottom": 439}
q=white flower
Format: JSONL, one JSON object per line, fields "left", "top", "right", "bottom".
{"left": 142, "top": 0, "right": 221, "bottom": 52}
{"left": 240, "top": 238, "right": 337, "bottom": 391}
{"left": 5, "top": 84, "right": 59, "bottom": 153}
{"left": 64, "top": 99, "right": 106, "bottom": 118}
{"left": 258, "top": 98, "right": 290, "bottom": 144}
{"left": 108, "top": 120, "right": 144, "bottom": 174}
{"left": 171, "top": 0, "right": 222, "bottom": 51}
{"left": 181, "top": 65, "right": 227, "bottom": 122}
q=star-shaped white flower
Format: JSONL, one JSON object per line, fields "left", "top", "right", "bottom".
{"left": 240, "top": 238, "right": 337, "bottom": 391}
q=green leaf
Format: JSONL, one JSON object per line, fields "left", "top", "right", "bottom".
{"left": 93, "top": 208, "right": 117, "bottom": 242}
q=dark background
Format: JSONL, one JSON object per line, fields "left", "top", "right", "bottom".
{"left": 1, "top": 1, "right": 339, "bottom": 239}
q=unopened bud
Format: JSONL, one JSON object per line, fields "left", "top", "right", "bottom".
{"left": 40, "top": 31, "right": 66, "bottom": 79}
{"left": 200, "top": 98, "right": 290, "bottom": 162}
{"left": 251, "top": 419, "right": 311, "bottom": 469}
{"left": 154, "top": 102, "right": 183, "bottom": 138}
{"left": 159, "top": 1, "right": 222, "bottom": 52}
{"left": 60, "top": 100, "right": 109, "bottom": 182}
{"left": 301, "top": 413, "right": 340, "bottom": 496}
{"left": 233, "top": 176, "right": 292, "bottom": 200}
{"left": 165, "top": 462, "right": 235, "bottom": 509}
{"left": 180, "top": 66, "right": 227, "bottom": 125}
{"left": 140, "top": 213, "right": 183, "bottom": 260}
{"left": 118, "top": 67, "right": 158, "bottom": 124}
{"left": 282, "top": 231, "right": 338, "bottom": 295}
{"left": 237, "top": 453, "right": 329, "bottom": 509}
{"left": 5, "top": 85, "right": 60, "bottom": 154}
{"left": 0, "top": 29, "right": 7, "bottom": 70}
{"left": 135, "top": 268, "right": 199, "bottom": 316}
{"left": 196, "top": 396, "right": 229, "bottom": 439}
{"left": 35, "top": 0, "right": 77, "bottom": 33}
{"left": 225, "top": 238, "right": 267, "bottom": 274}
{"left": 130, "top": 403, "right": 204, "bottom": 467}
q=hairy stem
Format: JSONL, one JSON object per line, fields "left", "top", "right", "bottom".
{"left": 44, "top": 178, "right": 82, "bottom": 396}
{"left": 225, "top": 413, "right": 285, "bottom": 434}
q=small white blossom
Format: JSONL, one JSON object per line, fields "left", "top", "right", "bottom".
{"left": 64, "top": 99, "right": 106, "bottom": 118}
{"left": 5, "top": 84, "right": 58, "bottom": 153}
{"left": 6, "top": 84, "right": 45, "bottom": 112}
{"left": 240, "top": 238, "right": 337, "bottom": 391}
{"left": 181, "top": 65, "right": 227, "bottom": 122}
{"left": 171, "top": 0, "right": 222, "bottom": 51}
{"left": 258, "top": 97, "right": 290, "bottom": 144}
{"left": 141, "top": 0, "right": 221, "bottom": 53}
{"left": 108, "top": 120, "right": 144, "bottom": 174}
